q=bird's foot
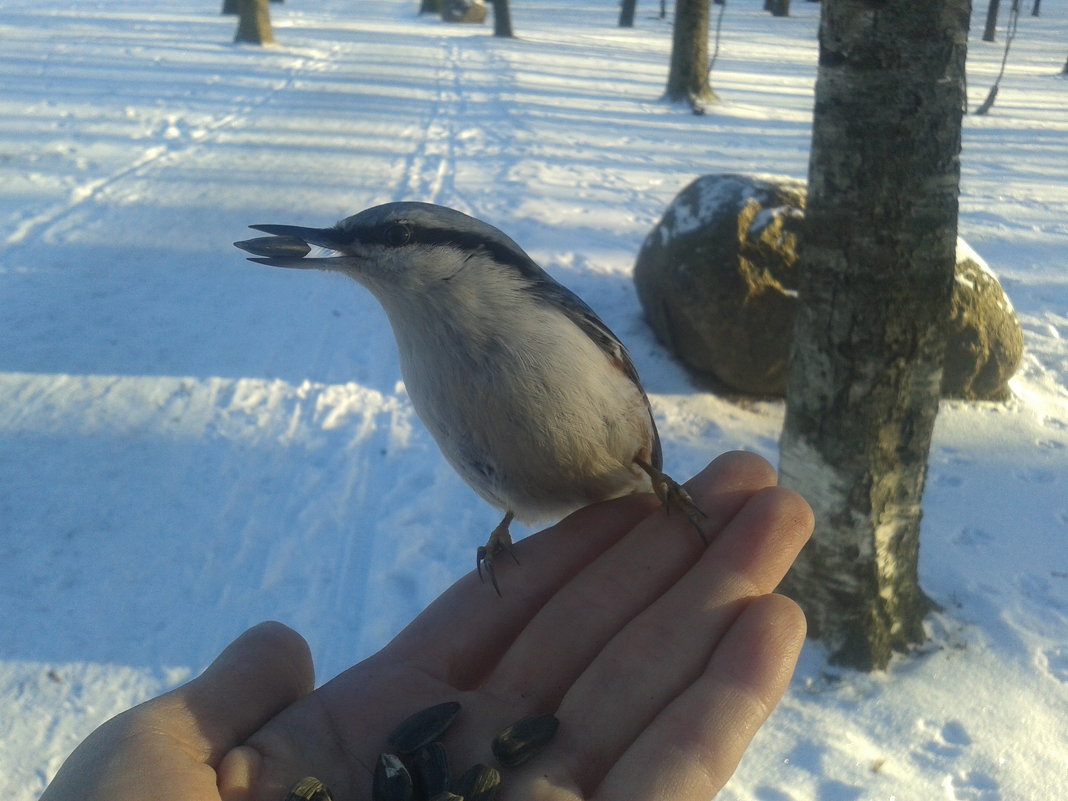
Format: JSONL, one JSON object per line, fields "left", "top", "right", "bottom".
{"left": 634, "top": 458, "right": 709, "bottom": 544}
{"left": 477, "top": 511, "right": 520, "bottom": 596}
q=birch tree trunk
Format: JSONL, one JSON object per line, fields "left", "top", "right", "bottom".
{"left": 778, "top": 0, "right": 971, "bottom": 671}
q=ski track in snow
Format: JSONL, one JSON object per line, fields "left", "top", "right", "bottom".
{"left": 2, "top": 2, "right": 1067, "bottom": 799}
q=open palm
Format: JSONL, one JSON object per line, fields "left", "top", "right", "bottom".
{"left": 42, "top": 451, "right": 812, "bottom": 801}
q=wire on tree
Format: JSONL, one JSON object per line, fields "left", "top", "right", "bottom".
{"left": 707, "top": 0, "right": 727, "bottom": 76}
{"left": 975, "top": 0, "right": 1021, "bottom": 115}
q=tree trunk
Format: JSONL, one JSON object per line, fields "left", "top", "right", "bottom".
{"left": 983, "top": 0, "right": 1000, "bottom": 41}
{"left": 419, "top": 0, "right": 442, "bottom": 14}
{"left": 619, "top": 0, "right": 637, "bottom": 27}
{"left": 492, "top": 0, "right": 514, "bottom": 37}
{"left": 778, "top": 0, "right": 971, "bottom": 672}
{"left": 769, "top": 0, "right": 790, "bottom": 15}
{"left": 222, "top": 0, "right": 239, "bottom": 14}
{"left": 664, "top": 0, "right": 718, "bottom": 111}
{"left": 1030, "top": 0, "right": 1040, "bottom": 15}
{"left": 234, "top": 0, "right": 275, "bottom": 44}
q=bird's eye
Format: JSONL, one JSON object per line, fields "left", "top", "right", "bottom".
{"left": 385, "top": 223, "right": 412, "bottom": 247}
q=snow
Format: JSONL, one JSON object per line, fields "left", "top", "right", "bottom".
{"left": 1, "top": 1, "right": 1066, "bottom": 799}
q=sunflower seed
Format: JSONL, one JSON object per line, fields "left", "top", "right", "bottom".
{"left": 388, "top": 701, "right": 462, "bottom": 754}
{"left": 491, "top": 712, "right": 559, "bottom": 768}
{"left": 372, "top": 752, "right": 413, "bottom": 801}
{"left": 282, "top": 776, "right": 334, "bottom": 801}
{"left": 412, "top": 741, "right": 451, "bottom": 798}
{"left": 233, "top": 235, "right": 312, "bottom": 259}
{"left": 451, "top": 764, "right": 500, "bottom": 801}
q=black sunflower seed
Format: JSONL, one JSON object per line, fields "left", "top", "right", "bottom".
{"left": 388, "top": 701, "right": 462, "bottom": 754}
{"left": 372, "top": 753, "right": 413, "bottom": 801}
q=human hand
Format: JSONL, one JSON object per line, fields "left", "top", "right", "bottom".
{"left": 41, "top": 451, "right": 813, "bottom": 801}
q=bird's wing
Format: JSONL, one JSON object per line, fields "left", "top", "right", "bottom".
{"left": 529, "top": 274, "right": 664, "bottom": 472}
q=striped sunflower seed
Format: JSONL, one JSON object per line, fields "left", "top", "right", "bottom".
{"left": 282, "top": 776, "right": 334, "bottom": 801}
{"left": 451, "top": 763, "right": 500, "bottom": 801}
{"left": 491, "top": 712, "right": 559, "bottom": 768}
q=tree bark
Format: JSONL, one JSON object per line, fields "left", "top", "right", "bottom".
{"left": 769, "top": 0, "right": 791, "bottom": 16}
{"left": 983, "top": 0, "right": 1000, "bottom": 41}
{"left": 234, "top": 0, "right": 275, "bottom": 44}
{"left": 492, "top": 0, "right": 514, "bottom": 37}
{"left": 619, "top": 0, "right": 637, "bottom": 27}
{"left": 664, "top": 0, "right": 718, "bottom": 111}
{"left": 222, "top": 0, "right": 239, "bottom": 14}
{"left": 778, "top": 0, "right": 971, "bottom": 671}
{"left": 419, "top": 0, "right": 442, "bottom": 14}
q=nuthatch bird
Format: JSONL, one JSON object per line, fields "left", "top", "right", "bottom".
{"left": 234, "top": 202, "right": 704, "bottom": 593}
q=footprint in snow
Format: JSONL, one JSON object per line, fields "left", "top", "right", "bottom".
{"left": 1013, "top": 466, "right": 1057, "bottom": 484}
{"left": 952, "top": 527, "right": 994, "bottom": 547}
{"left": 1036, "top": 438, "right": 1065, "bottom": 451}
{"left": 1040, "top": 646, "right": 1068, "bottom": 684}
{"left": 911, "top": 718, "right": 1002, "bottom": 801}
{"left": 944, "top": 769, "right": 1001, "bottom": 801}
{"left": 934, "top": 473, "right": 964, "bottom": 488}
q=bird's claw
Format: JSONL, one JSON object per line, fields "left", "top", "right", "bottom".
{"left": 635, "top": 458, "right": 709, "bottom": 544}
{"left": 477, "top": 513, "right": 519, "bottom": 596}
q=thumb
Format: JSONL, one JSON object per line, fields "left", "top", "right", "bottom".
{"left": 40, "top": 622, "right": 314, "bottom": 801}
{"left": 174, "top": 621, "right": 315, "bottom": 765}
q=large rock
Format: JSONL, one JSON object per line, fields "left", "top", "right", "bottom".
{"left": 442, "top": 0, "right": 486, "bottom": 23}
{"left": 945, "top": 240, "right": 1025, "bottom": 400}
{"left": 633, "top": 173, "right": 1023, "bottom": 400}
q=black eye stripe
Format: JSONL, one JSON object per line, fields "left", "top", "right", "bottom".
{"left": 351, "top": 222, "right": 537, "bottom": 270}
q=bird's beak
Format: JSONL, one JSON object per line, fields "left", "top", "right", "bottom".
{"left": 233, "top": 224, "right": 349, "bottom": 269}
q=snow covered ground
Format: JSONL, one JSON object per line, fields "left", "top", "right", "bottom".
{"left": 1, "top": 1, "right": 1065, "bottom": 798}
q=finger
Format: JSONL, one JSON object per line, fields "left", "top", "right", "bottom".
{"left": 546, "top": 486, "right": 812, "bottom": 789}
{"left": 225, "top": 504, "right": 651, "bottom": 801}
{"left": 592, "top": 594, "right": 806, "bottom": 800}
{"left": 385, "top": 451, "right": 776, "bottom": 692}
{"left": 163, "top": 621, "right": 314, "bottom": 765}
{"left": 479, "top": 451, "right": 779, "bottom": 706}
{"left": 384, "top": 491, "right": 661, "bottom": 687}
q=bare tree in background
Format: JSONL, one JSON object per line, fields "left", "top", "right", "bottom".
{"left": 492, "top": 0, "right": 515, "bottom": 37}
{"left": 983, "top": 0, "right": 1000, "bottom": 41}
{"left": 778, "top": 0, "right": 971, "bottom": 671}
{"left": 664, "top": 0, "right": 718, "bottom": 112}
{"left": 233, "top": 0, "right": 275, "bottom": 44}
{"left": 620, "top": 0, "right": 637, "bottom": 27}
